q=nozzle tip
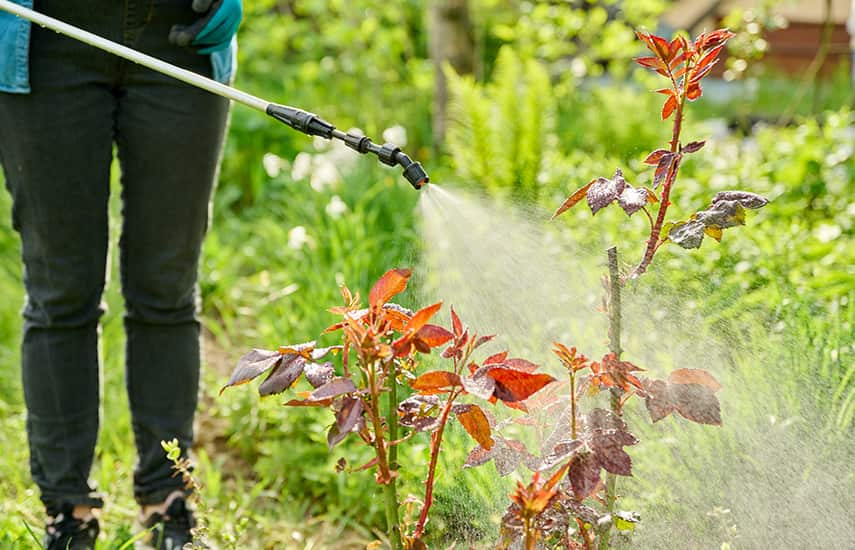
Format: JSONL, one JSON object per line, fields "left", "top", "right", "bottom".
{"left": 402, "top": 161, "right": 429, "bottom": 190}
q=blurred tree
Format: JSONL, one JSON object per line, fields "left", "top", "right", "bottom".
{"left": 429, "top": 0, "right": 475, "bottom": 148}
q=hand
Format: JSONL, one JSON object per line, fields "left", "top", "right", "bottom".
{"left": 169, "top": 0, "right": 243, "bottom": 54}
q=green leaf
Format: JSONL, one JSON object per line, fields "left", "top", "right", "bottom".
{"left": 614, "top": 510, "right": 641, "bottom": 531}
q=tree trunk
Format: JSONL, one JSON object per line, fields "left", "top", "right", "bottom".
{"left": 429, "top": 0, "right": 474, "bottom": 149}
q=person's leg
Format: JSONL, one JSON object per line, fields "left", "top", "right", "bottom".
{"left": 113, "top": 0, "right": 230, "bottom": 508}
{"left": 0, "top": 1, "right": 121, "bottom": 518}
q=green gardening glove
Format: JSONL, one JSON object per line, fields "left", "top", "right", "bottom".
{"left": 169, "top": 0, "right": 243, "bottom": 54}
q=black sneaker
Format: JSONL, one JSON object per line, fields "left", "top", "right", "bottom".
{"left": 43, "top": 505, "right": 99, "bottom": 550}
{"left": 140, "top": 497, "right": 197, "bottom": 550}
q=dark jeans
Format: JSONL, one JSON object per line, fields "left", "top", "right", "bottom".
{"left": 0, "top": 0, "right": 229, "bottom": 515}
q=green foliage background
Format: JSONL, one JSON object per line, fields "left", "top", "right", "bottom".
{"left": 0, "top": 0, "right": 852, "bottom": 547}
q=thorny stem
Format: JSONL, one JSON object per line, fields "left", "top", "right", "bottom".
{"left": 365, "top": 360, "right": 401, "bottom": 549}
{"left": 413, "top": 388, "right": 461, "bottom": 539}
{"left": 570, "top": 370, "right": 577, "bottom": 440}
{"left": 629, "top": 95, "right": 686, "bottom": 280}
{"left": 523, "top": 515, "right": 536, "bottom": 550}
{"left": 600, "top": 247, "right": 623, "bottom": 550}
{"left": 386, "top": 359, "right": 402, "bottom": 550}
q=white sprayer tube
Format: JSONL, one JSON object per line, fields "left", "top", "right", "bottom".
{"left": 0, "top": 0, "right": 268, "bottom": 113}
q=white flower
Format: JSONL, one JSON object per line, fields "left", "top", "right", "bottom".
{"left": 325, "top": 195, "right": 348, "bottom": 219}
{"left": 288, "top": 226, "right": 314, "bottom": 250}
{"left": 291, "top": 152, "right": 313, "bottom": 181}
{"left": 310, "top": 160, "right": 341, "bottom": 192}
{"left": 382, "top": 124, "right": 407, "bottom": 147}
{"left": 262, "top": 153, "right": 287, "bottom": 178}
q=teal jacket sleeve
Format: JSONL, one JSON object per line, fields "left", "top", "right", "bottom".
{"left": 0, "top": 0, "right": 33, "bottom": 94}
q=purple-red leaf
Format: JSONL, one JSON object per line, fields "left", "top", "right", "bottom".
{"left": 643, "top": 149, "right": 670, "bottom": 165}
{"left": 643, "top": 379, "right": 675, "bottom": 422}
{"left": 682, "top": 140, "right": 706, "bottom": 153}
{"left": 221, "top": 349, "right": 283, "bottom": 394}
{"left": 258, "top": 356, "right": 307, "bottom": 396}
{"left": 589, "top": 430, "right": 637, "bottom": 476}
{"left": 328, "top": 396, "right": 364, "bottom": 449}
{"left": 568, "top": 451, "right": 602, "bottom": 500}
{"left": 652, "top": 152, "right": 675, "bottom": 189}
{"left": 311, "top": 377, "right": 357, "bottom": 400}
{"left": 303, "top": 362, "right": 335, "bottom": 389}
{"left": 671, "top": 383, "right": 722, "bottom": 425}
{"left": 398, "top": 394, "right": 441, "bottom": 432}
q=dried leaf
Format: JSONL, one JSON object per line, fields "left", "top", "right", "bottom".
{"left": 552, "top": 179, "right": 595, "bottom": 220}
{"left": 455, "top": 404, "right": 495, "bottom": 450}
{"left": 368, "top": 268, "right": 411, "bottom": 308}
{"left": 586, "top": 177, "right": 616, "bottom": 215}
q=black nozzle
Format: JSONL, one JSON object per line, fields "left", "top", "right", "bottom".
{"left": 266, "top": 103, "right": 335, "bottom": 139}
{"left": 394, "top": 151, "right": 429, "bottom": 190}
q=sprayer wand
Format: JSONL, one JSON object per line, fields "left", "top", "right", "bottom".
{"left": 0, "top": 0, "right": 428, "bottom": 189}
